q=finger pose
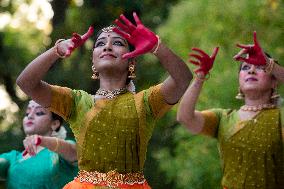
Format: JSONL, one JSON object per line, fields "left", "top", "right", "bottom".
{"left": 0, "top": 100, "right": 78, "bottom": 189}
{"left": 178, "top": 31, "right": 284, "bottom": 189}
{"left": 17, "top": 12, "right": 192, "bottom": 189}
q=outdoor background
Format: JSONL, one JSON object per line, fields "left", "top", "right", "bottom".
{"left": 0, "top": 0, "right": 283, "bottom": 188}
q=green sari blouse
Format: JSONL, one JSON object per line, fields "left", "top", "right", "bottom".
{"left": 201, "top": 108, "right": 284, "bottom": 189}
{"left": 49, "top": 84, "right": 171, "bottom": 174}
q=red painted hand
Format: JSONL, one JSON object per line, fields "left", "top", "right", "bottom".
{"left": 233, "top": 31, "right": 267, "bottom": 65}
{"left": 188, "top": 47, "right": 219, "bottom": 75}
{"left": 65, "top": 26, "right": 94, "bottom": 56}
{"left": 23, "top": 135, "right": 42, "bottom": 156}
{"left": 113, "top": 12, "right": 158, "bottom": 59}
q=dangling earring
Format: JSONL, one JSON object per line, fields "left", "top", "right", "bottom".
{"left": 128, "top": 62, "right": 136, "bottom": 79}
{"left": 271, "top": 88, "right": 280, "bottom": 100}
{"left": 235, "top": 87, "right": 244, "bottom": 100}
{"left": 91, "top": 65, "right": 99, "bottom": 80}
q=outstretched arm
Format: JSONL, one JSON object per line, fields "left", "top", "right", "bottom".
{"left": 16, "top": 27, "right": 93, "bottom": 107}
{"left": 23, "top": 135, "right": 77, "bottom": 163}
{"left": 177, "top": 47, "right": 219, "bottom": 133}
{"left": 113, "top": 12, "right": 192, "bottom": 104}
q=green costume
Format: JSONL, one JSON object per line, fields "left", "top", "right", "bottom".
{"left": 202, "top": 108, "right": 284, "bottom": 189}
{"left": 48, "top": 84, "right": 171, "bottom": 188}
{"left": 0, "top": 146, "right": 78, "bottom": 189}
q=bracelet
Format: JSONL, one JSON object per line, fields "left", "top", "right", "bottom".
{"left": 265, "top": 58, "right": 275, "bottom": 74}
{"left": 152, "top": 35, "right": 161, "bottom": 55}
{"left": 53, "top": 138, "right": 60, "bottom": 152}
{"left": 54, "top": 39, "right": 66, "bottom": 58}
{"left": 195, "top": 72, "right": 210, "bottom": 81}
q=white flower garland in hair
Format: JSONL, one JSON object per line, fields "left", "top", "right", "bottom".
{"left": 127, "top": 80, "right": 136, "bottom": 94}
{"left": 51, "top": 126, "right": 67, "bottom": 139}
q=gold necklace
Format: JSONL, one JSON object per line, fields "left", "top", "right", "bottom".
{"left": 95, "top": 88, "right": 127, "bottom": 99}
{"left": 240, "top": 103, "right": 276, "bottom": 112}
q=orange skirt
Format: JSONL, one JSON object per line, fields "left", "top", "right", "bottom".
{"left": 63, "top": 179, "right": 152, "bottom": 189}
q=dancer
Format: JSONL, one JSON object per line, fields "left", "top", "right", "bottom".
{"left": 0, "top": 100, "right": 78, "bottom": 189}
{"left": 16, "top": 12, "right": 192, "bottom": 188}
{"left": 177, "top": 31, "right": 284, "bottom": 189}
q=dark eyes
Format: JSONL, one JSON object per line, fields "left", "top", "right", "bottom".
{"left": 25, "top": 111, "right": 46, "bottom": 117}
{"left": 241, "top": 65, "right": 250, "bottom": 71}
{"left": 241, "top": 65, "right": 266, "bottom": 71}
{"left": 36, "top": 111, "right": 46, "bottom": 116}
{"left": 94, "top": 40, "right": 125, "bottom": 48}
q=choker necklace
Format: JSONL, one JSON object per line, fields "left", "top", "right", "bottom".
{"left": 95, "top": 88, "right": 127, "bottom": 99}
{"left": 240, "top": 103, "right": 276, "bottom": 112}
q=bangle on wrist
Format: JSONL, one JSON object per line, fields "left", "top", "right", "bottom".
{"left": 195, "top": 72, "right": 210, "bottom": 81}
{"left": 152, "top": 35, "right": 161, "bottom": 55}
{"left": 52, "top": 138, "right": 59, "bottom": 152}
{"left": 54, "top": 39, "right": 66, "bottom": 58}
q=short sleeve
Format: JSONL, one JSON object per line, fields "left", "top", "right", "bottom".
{"left": 48, "top": 85, "right": 74, "bottom": 121}
{"left": 48, "top": 85, "right": 94, "bottom": 134}
{"left": 200, "top": 108, "right": 224, "bottom": 137}
{"left": 142, "top": 84, "right": 172, "bottom": 119}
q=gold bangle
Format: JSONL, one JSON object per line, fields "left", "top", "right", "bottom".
{"left": 54, "top": 39, "right": 66, "bottom": 58}
{"left": 152, "top": 35, "right": 161, "bottom": 55}
{"left": 53, "top": 138, "right": 59, "bottom": 152}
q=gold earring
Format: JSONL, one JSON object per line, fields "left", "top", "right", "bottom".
{"left": 128, "top": 63, "right": 136, "bottom": 79}
{"left": 271, "top": 88, "right": 280, "bottom": 100}
{"left": 91, "top": 65, "right": 99, "bottom": 80}
{"left": 235, "top": 87, "right": 244, "bottom": 100}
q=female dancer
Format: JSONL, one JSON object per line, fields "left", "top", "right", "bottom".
{"left": 16, "top": 12, "right": 192, "bottom": 188}
{"left": 0, "top": 100, "right": 78, "bottom": 189}
{"left": 177, "top": 31, "right": 283, "bottom": 189}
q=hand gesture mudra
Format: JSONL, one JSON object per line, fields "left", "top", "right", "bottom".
{"left": 56, "top": 26, "right": 94, "bottom": 57}
{"left": 23, "top": 135, "right": 42, "bottom": 156}
{"left": 188, "top": 47, "right": 219, "bottom": 76}
{"left": 233, "top": 31, "right": 267, "bottom": 65}
{"left": 113, "top": 12, "right": 159, "bottom": 59}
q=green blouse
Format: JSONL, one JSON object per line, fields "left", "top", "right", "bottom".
{"left": 201, "top": 108, "right": 284, "bottom": 189}
{"left": 49, "top": 84, "right": 171, "bottom": 174}
{"left": 0, "top": 148, "right": 78, "bottom": 189}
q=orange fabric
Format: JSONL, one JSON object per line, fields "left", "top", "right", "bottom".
{"left": 63, "top": 179, "right": 151, "bottom": 189}
{"left": 200, "top": 110, "right": 219, "bottom": 136}
{"left": 48, "top": 85, "right": 73, "bottom": 121}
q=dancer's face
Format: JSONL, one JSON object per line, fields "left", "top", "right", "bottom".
{"left": 23, "top": 100, "right": 54, "bottom": 136}
{"left": 92, "top": 31, "right": 130, "bottom": 73}
{"left": 239, "top": 62, "right": 276, "bottom": 94}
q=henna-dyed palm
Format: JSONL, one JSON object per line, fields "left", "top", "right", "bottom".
{"left": 113, "top": 12, "right": 158, "bottom": 59}
{"left": 188, "top": 47, "right": 219, "bottom": 75}
{"left": 233, "top": 31, "right": 267, "bottom": 65}
{"left": 65, "top": 26, "right": 94, "bottom": 56}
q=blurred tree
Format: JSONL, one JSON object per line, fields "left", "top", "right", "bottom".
{"left": 1, "top": 0, "right": 283, "bottom": 188}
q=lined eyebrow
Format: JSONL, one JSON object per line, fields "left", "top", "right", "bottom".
{"left": 96, "top": 36, "right": 127, "bottom": 44}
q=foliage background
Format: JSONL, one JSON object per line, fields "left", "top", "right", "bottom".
{"left": 0, "top": 0, "right": 283, "bottom": 188}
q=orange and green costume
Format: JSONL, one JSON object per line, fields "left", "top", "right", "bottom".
{"left": 48, "top": 84, "right": 172, "bottom": 189}
{"left": 201, "top": 108, "right": 284, "bottom": 189}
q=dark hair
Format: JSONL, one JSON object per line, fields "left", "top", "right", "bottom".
{"left": 51, "top": 112, "right": 63, "bottom": 131}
